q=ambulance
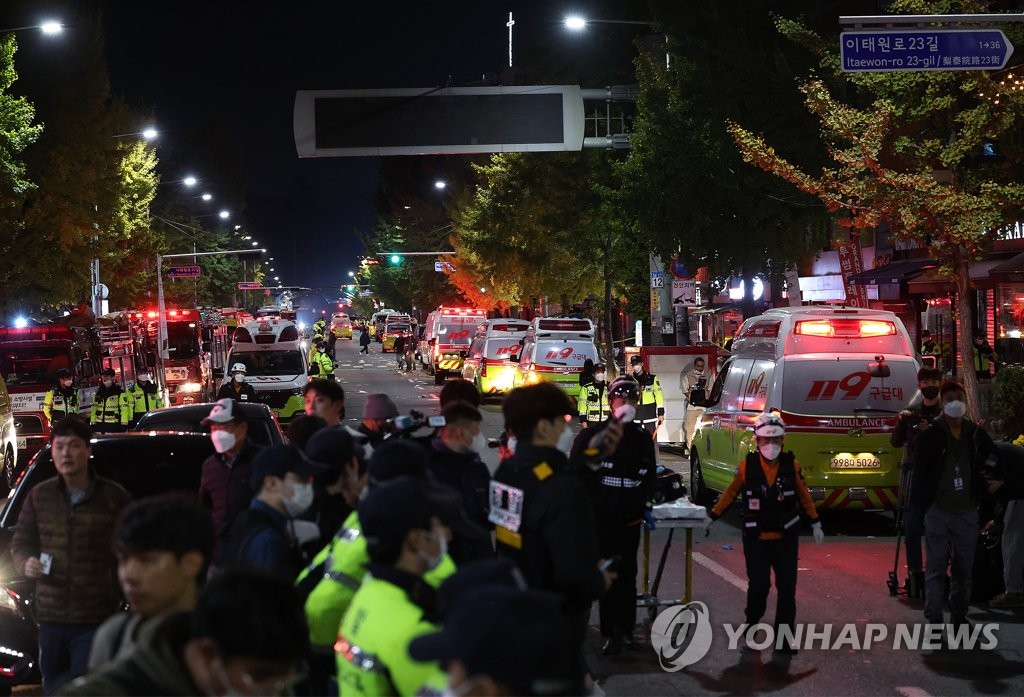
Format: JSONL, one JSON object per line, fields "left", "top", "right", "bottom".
{"left": 461, "top": 319, "right": 532, "bottom": 398}
{"left": 224, "top": 319, "right": 308, "bottom": 425}
{"left": 422, "top": 307, "right": 487, "bottom": 385}
{"left": 690, "top": 306, "right": 920, "bottom": 511}
{"left": 511, "top": 318, "right": 599, "bottom": 395}
{"left": 381, "top": 314, "right": 413, "bottom": 353}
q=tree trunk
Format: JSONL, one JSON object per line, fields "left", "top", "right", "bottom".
{"left": 953, "top": 248, "right": 981, "bottom": 420}
{"left": 604, "top": 267, "right": 616, "bottom": 374}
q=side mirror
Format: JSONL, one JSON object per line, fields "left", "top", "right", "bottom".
{"left": 868, "top": 355, "right": 891, "bottom": 378}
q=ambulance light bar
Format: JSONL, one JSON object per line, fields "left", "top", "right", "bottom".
{"left": 795, "top": 319, "right": 896, "bottom": 338}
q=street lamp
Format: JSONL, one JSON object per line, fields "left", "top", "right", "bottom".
{"left": 218, "top": 210, "right": 230, "bottom": 219}
{"left": 434, "top": 180, "right": 447, "bottom": 190}
{"left": 201, "top": 193, "right": 213, "bottom": 201}
{"left": 1, "top": 21, "right": 64, "bottom": 35}
{"left": 562, "top": 15, "right": 668, "bottom": 68}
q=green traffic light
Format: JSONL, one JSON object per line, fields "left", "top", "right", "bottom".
{"left": 390, "top": 255, "right": 401, "bottom": 264}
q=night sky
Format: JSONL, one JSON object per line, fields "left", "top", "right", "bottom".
{"left": 88, "top": 0, "right": 588, "bottom": 293}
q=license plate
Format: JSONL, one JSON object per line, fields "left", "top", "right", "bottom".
{"left": 831, "top": 456, "right": 881, "bottom": 469}
{"left": 16, "top": 437, "right": 26, "bottom": 451}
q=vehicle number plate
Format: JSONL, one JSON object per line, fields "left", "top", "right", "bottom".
{"left": 16, "top": 437, "right": 26, "bottom": 450}
{"left": 830, "top": 456, "right": 881, "bottom": 469}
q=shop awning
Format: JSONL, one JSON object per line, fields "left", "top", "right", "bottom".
{"left": 688, "top": 303, "right": 737, "bottom": 315}
{"left": 848, "top": 258, "right": 938, "bottom": 285}
{"left": 988, "top": 251, "right": 1024, "bottom": 282}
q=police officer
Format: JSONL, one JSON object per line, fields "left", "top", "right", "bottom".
{"left": 973, "top": 330, "right": 996, "bottom": 381}
{"left": 42, "top": 368, "right": 79, "bottom": 427}
{"left": 629, "top": 354, "right": 664, "bottom": 439}
{"left": 309, "top": 340, "right": 335, "bottom": 380}
{"left": 312, "top": 316, "right": 327, "bottom": 343}
{"left": 124, "top": 370, "right": 162, "bottom": 427}
{"left": 704, "top": 413, "right": 824, "bottom": 654}
{"left": 573, "top": 376, "right": 656, "bottom": 655}
{"left": 217, "top": 363, "right": 257, "bottom": 402}
{"left": 90, "top": 367, "right": 130, "bottom": 433}
{"left": 577, "top": 363, "right": 611, "bottom": 429}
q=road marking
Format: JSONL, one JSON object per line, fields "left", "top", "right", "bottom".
{"left": 895, "top": 688, "right": 932, "bottom": 697}
{"left": 693, "top": 552, "right": 747, "bottom": 593}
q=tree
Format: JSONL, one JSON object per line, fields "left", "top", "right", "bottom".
{"left": 728, "top": 0, "right": 1024, "bottom": 418}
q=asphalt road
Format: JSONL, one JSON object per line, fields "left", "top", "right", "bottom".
{"left": 337, "top": 336, "right": 1024, "bottom": 696}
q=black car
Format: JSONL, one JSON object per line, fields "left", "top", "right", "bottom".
{"left": 0, "top": 432, "right": 216, "bottom": 690}
{"left": 132, "top": 401, "right": 285, "bottom": 446}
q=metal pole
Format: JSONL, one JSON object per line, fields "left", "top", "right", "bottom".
{"left": 92, "top": 257, "right": 101, "bottom": 317}
{"left": 156, "top": 253, "right": 169, "bottom": 360}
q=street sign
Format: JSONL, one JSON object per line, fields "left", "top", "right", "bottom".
{"left": 167, "top": 265, "right": 201, "bottom": 278}
{"left": 434, "top": 261, "right": 456, "bottom": 272}
{"left": 237, "top": 282, "right": 261, "bottom": 290}
{"left": 650, "top": 272, "right": 665, "bottom": 289}
{"left": 359, "top": 290, "right": 373, "bottom": 297}
{"left": 670, "top": 255, "right": 689, "bottom": 279}
{"left": 841, "top": 29, "right": 1013, "bottom": 72}
{"left": 672, "top": 279, "right": 696, "bottom": 306}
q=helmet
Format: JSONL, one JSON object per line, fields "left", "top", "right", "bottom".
{"left": 608, "top": 376, "right": 640, "bottom": 401}
{"left": 231, "top": 363, "right": 247, "bottom": 374}
{"left": 753, "top": 412, "right": 786, "bottom": 438}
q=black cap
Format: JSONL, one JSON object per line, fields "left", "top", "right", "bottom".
{"left": 630, "top": 354, "right": 643, "bottom": 365}
{"left": 101, "top": 367, "right": 116, "bottom": 377}
{"left": 57, "top": 368, "right": 71, "bottom": 379}
{"left": 250, "top": 444, "right": 328, "bottom": 488}
{"left": 304, "top": 426, "right": 355, "bottom": 468}
{"left": 367, "top": 439, "right": 428, "bottom": 485}
{"left": 409, "top": 587, "right": 582, "bottom": 696}
{"left": 359, "top": 477, "right": 487, "bottom": 548}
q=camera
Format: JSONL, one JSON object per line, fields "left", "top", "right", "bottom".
{"left": 388, "top": 409, "right": 445, "bottom": 436}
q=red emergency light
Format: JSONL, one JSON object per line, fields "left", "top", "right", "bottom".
{"left": 536, "top": 319, "right": 592, "bottom": 332}
{"left": 795, "top": 319, "right": 896, "bottom": 338}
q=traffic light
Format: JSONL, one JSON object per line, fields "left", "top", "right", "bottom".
{"left": 346, "top": 284, "right": 355, "bottom": 292}
{"left": 389, "top": 254, "right": 402, "bottom": 265}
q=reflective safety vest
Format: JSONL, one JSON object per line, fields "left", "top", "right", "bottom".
{"left": 303, "top": 513, "right": 455, "bottom": 650}
{"left": 578, "top": 382, "right": 611, "bottom": 424}
{"left": 974, "top": 345, "right": 992, "bottom": 372}
{"left": 742, "top": 451, "right": 801, "bottom": 538}
{"left": 310, "top": 351, "right": 335, "bottom": 379}
{"left": 633, "top": 372, "right": 664, "bottom": 425}
{"left": 90, "top": 389, "right": 130, "bottom": 426}
{"left": 336, "top": 574, "right": 448, "bottom": 697}
{"left": 42, "top": 387, "right": 79, "bottom": 424}
{"left": 126, "top": 384, "right": 162, "bottom": 421}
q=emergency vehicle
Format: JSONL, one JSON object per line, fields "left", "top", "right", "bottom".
{"left": 381, "top": 314, "right": 413, "bottom": 352}
{"left": 511, "top": 318, "right": 599, "bottom": 394}
{"left": 0, "top": 323, "right": 101, "bottom": 464}
{"left": 422, "top": 307, "right": 487, "bottom": 385}
{"left": 137, "top": 309, "right": 230, "bottom": 406}
{"left": 369, "top": 309, "right": 397, "bottom": 340}
{"left": 331, "top": 312, "right": 353, "bottom": 340}
{"left": 225, "top": 319, "right": 307, "bottom": 424}
{"left": 690, "top": 306, "right": 920, "bottom": 511}
{"left": 462, "top": 319, "right": 531, "bottom": 397}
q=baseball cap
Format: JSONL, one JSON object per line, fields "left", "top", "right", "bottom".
{"left": 630, "top": 354, "right": 643, "bottom": 366}
{"left": 359, "top": 476, "right": 487, "bottom": 548}
{"left": 250, "top": 444, "right": 328, "bottom": 488}
{"left": 201, "top": 398, "right": 245, "bottom": 425}
{"left": 57, "top": 368, "right": 71, "bottom": 379}
{"left": 409, "top": 587, "right": 582, "bottom": 696}
{"left": 367, "top": 439, "right": 428, "bottom": 485}
{"left": 363, "top": 393, "right": 399, "bottom": 420}
{"left": 304, "top": 426, "right": 355, "bottom": 467}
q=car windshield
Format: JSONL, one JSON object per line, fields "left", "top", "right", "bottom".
{"left": 0, "top": 347, "right": 72, "bottom": 387}
{"left": 167, "top": 322, "right": 200, "bottom": 359}
{"left": 227, "top": 350, "right": 304, "bottom": 376}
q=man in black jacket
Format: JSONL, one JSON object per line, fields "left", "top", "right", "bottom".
{"left": 490, "top": 382, "right": 621, "bottom": 659}
{"left": 983, "top": 442, "right": 1024, "bottom": 608}
{"left": 912, "top": 380, "right": 993, "bottom": 627}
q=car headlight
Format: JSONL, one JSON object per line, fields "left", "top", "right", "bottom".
{"left": 0, "top": 588, "right": 19, "bottom": 613}
{"left": 178, "top": 382, "right": 203, "bottom": 393}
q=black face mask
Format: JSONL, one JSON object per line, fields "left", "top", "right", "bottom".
{"left": 921, "top": 386, "right": 940, "bottom": 400}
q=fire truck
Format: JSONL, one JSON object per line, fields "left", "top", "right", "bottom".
{"left": 422, "top": 307, "right": 487, "bottom": 385}
{"left": 0, "top": 323, "right": 102, "bottom": 465}
{"left": 136, "top": 309, "right": 230, "bottom": 405}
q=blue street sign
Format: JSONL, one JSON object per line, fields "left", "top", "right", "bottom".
{"left": 433, "top": 261, "right": 455, "bottom": 272}
{"left": 841, "top": 29, "right": 1013, "bottom": 72}
{"left": 167, "top": 265, "right": 201, "bottom": 278}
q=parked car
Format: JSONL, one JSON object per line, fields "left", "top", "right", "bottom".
{"left": 0, "top": 432, "right": 216, "bottom": 690}
{"left": 132, "top": 401, "right": 285, "bottom": 446}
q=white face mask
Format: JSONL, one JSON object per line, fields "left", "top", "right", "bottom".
{"left": 102, "top": 379, "right": 113, "bottom": 388}
{"left": 233, "top": 373, "right": 246, "bottom": 383}
{"left": 594, "top": 372, "right": 606, "bottom": 382}
{"left": 283, "top": 481, "right": 315, "bottom": 517}
{"left": 470, "top": 432, "right": 487, "bottom": 454}
{"left": 417, "top": 530, "right": 448, "bottom": 571}
{"left": 614, "top": 403, "right": 637, "bottom": 423}
{"left": 210, "top": 429, "right": 237, "bottom": 454}
{"left": 138, "top": 374, "right": 151, "bottom": 383}
{"left": 61, "top": 379, "right": 73, "bottom": 388}
{"left": 943, "top": 400, "right": 967, "bottom": 419}
{"left": 556, "top": 425, "right": 575, "bottom": 455}
{"left": 759, "top": 443, "right": 782, "bottom": 461}
{"left": 506, "top": 436, "right": 517, "bottom": 455}
{"left": 632, "top": 365, "right": 643, "bottom": 375}
{"left": 694, "top": 366, "right": 705, "bottom": 374}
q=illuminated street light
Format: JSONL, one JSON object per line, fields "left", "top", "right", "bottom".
{"left": 347, "top": 271, "right": 355, "bottom": 277}
{"left": 434, "top": 180, "right": 447, "bottom": 190}
{"left": 564, "top": 15, "right": 587, "bottom": 30}
{"left": 218, "top": 210, "right": 230, "bottom": 219}
{"left": 201, "top": 193, "right": 213, "bottom": 201}
{"left": 1, "top": 21, "right": 64, "bottom": 35}
{"left": 251, "top": 241, "right": 259, "bottom": 247}
{"left": 183, "top": 176, "right": 197, "bottom": 187}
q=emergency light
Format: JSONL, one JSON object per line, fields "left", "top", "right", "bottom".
{"left": 794, "top": 319, "right": 896, "bottom": 338}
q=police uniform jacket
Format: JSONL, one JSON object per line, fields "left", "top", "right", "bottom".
{"left": 490, "top": 443, "right": 605, "bottom": 612}
{"left": 574, "top": 421, "right": 656, "bottom": 522}
{"left": 217, "top": 380, "right": 258, "bottom": 402}
{"left": 43, "top": 385, "right": 79, "bottom": 424}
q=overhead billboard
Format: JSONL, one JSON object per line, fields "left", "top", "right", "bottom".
{"left": 294, "top": 85, "right": 587, "bottom": 157}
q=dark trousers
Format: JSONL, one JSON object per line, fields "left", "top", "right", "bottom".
{"left": 924, "top": 506, "right": 977, "bottom": 622}
{"left": 596, "top": 518, "right": 641, "bottom": 637}
{"left": 742, "top": 532, "right": 799, "bottom": 630}
{"left": 359, "top": 343, "right": 369, "bottom": 354}
{"left": 39, "top": 622, "right": 97, "bottom": 695}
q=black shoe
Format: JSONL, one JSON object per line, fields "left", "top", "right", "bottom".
{"left": 907, "top": 571, "right": 925, "bottom": 600}
{"left": 601, "top": 637, "right": 623, "bottom": 656}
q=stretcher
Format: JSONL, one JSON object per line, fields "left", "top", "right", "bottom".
{"left": 638, "top": 499, "right": 707, "bottom": 621}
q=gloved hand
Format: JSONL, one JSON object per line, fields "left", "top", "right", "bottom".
{"left": 812, "top": 521, "right": 825, "bottom": 546}
{"left": 643, "top": 510, "right": 657, "bottom": 531}
{"left": 703, "top": 516, "right": 714, "bottom": 537}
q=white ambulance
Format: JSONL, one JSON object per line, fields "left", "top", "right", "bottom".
{"left": 511, "top": 318, "right": 599, "bottom": 395}
{"left": 224, "top": 319, "right": 308, "bottom": 425}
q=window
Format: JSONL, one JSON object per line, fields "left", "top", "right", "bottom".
{"left": 0, "top": 348, "right": 72, "bottom": 387}
{"left": 228, "top": 351, "right": 305, "bottom": 376}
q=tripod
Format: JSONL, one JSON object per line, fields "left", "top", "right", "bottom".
{"left": 888, "top": 460, "right": 912, "bottom": 596}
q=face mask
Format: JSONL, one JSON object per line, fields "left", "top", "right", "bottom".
{"left": 470, "top": 432, "right": 487, "bottom": 454}
{"left": 506, "top": 436, "right": 517, "bottom": 455}
{"left": 632, "top": 365, "right": 643, "bottom": 375}
{"left": 694, "top": 366, "right": 705, "bottom": 374}
{"left": 102, "top": 379, "right": 113, "bottom": 388}
{"left": 614, "top": 403, "right": 637, "bottom": 423}
{"left": 921, "top": 386, "right": 940, "bottom": 400}
{"left": 233, "top": 373, "right": 246, "bottom": 383}
{"left": 61, "top": 379, "right": 73, "bottom": 388}
{"left": 210, "top": 429, "right": 237, "bottom": 454}
{"left": 759, "top": 443, "right": 782, "bottom": 461}
{"left": 283, "top": 481, "right": 315, "bottom": 517}
{"left": 594, "top": 372, "right": 606, "bottom": 382}
{"left": 138, "top": 374, "right": 151, "bottom": 383}
{"left": 556, "top": 425, "right": 575, "bottom": 455}
{"left": 943, "top": 400, "right": 966, "bottom": 419}
{"left": 417, "top": 530, "right": 447, "bottom": 572}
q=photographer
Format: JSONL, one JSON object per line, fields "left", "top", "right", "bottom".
{"left": 358, "top": 393, "right": 400, "bottom": 449}
{"left": 984, "top": 442, "right": 1024, "bottom": 608}
{"left": 890, "top": 366, "right": 943, "bottom": 598}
